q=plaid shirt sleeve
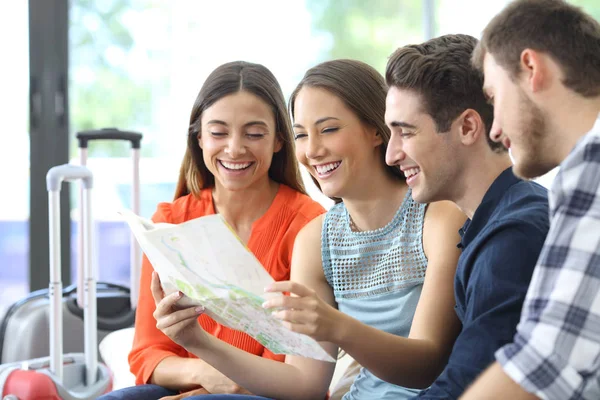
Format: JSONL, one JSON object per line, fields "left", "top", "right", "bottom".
{"left": 496, "top": 124, "right": 600, "bottom": 400}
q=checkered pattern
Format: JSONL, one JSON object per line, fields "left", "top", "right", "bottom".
{"left": 496, "top": 117, "right": 600, "bottom": 400}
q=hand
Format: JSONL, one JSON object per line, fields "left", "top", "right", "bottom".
{"left": 263, "top": 281, "right": 341, "bottom": 342}
{"left": 151, "top": 271, "right": 206, "bottom": 349}
{"left": 158, "top": 384, "right": 251, "bottom": 399}
{"left": 159, "top": 388, "right": 210, "bottom": 399}
{"left": 193, "top": 360, "right": 253, "bottom": 395}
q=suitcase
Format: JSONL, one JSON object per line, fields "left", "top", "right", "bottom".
{"left": 0, "top": 164, "right": 112, "bottom": 399}
{"left": 0, "top": 128, "right": 142, "bottom": 365}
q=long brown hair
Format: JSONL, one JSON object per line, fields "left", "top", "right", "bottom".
{"left": 174, "top": 61, "right": 306, "bottom": 199}
{"left": 289, "top": 59, "right": 404, "bottom": 199}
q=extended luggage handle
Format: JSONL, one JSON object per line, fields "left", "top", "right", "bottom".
{"left": 46, "top": 165, "right": 97, "bottom": 387}
{"left": 76, "top": 128, "right": 142, "bottom": 149}
{"left": 75, "top": 128, "right": 142, "bottom": 311}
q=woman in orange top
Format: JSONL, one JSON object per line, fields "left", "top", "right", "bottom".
{"left": 99, "top": 61, "right": 325, "bottom": 400}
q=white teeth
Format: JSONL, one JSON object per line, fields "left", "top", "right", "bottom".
{"left": 403, "top": 167, "right": 420, "bottom": 179}
{"left": 221, "top": 161, "right": 252, "bottom": 170}
{"left": 315, "top": 162, "right": 341, "bottom": 175}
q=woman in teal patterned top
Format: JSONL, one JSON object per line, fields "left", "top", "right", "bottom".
{"left": 149, "top": 60, "right": 467, "bottom": 400}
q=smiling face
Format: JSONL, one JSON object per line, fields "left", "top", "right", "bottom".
{"left": 199, "top": 91, "right": 282, "bottom": 192}
{"left": 385, "top": 86, "right": 460, "bottom": 204}
{"left": 292, "top": 87, "right": 382, "bottom": 199}
{"left": 483, "top": 53, "right": 555, "bottom": 179}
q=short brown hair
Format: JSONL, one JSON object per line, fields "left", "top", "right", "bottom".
{"left": 386, "top": 34, "right": 501, "bottom": 152}
{"left": 473, "top": 0, "right": 600, "bottom": 97}
{"left": 174, "top": 61, "right": 306, "bottom": 199}
{"left": 289, "top": 59, "right": 404, "bottom": 186}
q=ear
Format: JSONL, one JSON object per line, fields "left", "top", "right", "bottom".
{"left": 457, "top": 109, "right": 484, "bottom": 147}
{"left": 520, "top": 49, "right": 547, "bottom": 93}
{"left": 197, "top": 133, "right": 203, "bottom": 149}
{"left": 273, "top": 135, "right": 283, "bottom": 153}
{"left": 367, "top": 126, "right": 383, "bottom": 147}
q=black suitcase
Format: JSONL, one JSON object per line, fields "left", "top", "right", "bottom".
{"left": 0, "top": 128, "right": 142, "bottom": 364}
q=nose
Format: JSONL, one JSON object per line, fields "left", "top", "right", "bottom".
{"left": 306, "top": 134, "right": 325, "bottom": 160}
{"left": 489, "top": 118, "right": 503, "bottom": 143}
{"left": 385, "top": 134, "right": 405, "bottom": 166}
{"left": 224, "top": 134, "right": 247, "bottom": 158}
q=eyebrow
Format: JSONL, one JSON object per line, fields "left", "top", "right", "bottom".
{"left": 389, "top": 121, "right": 418, "bottom": 129}
{"left": 293, "top": 116, "right": 340, "bottom": 129}
{"left": 205, "top": 119, "right": 269, "bottom": 129}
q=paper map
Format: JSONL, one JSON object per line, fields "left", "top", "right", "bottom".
{"left": 120, "top": 210, "right": 334, "bottom": 362}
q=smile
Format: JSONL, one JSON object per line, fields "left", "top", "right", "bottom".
{"left": 219, "top": 160, "right": 254, "bottom": 171}
{"left": 403, "top": 167, "right": 421, "bottom": 186}
{"left": 403, "top": 167, "right": 420, "bottom": 179}
{"left": 314, "top": 161, "right": 341, "bottom": 177}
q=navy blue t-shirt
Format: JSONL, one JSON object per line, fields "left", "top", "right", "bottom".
{"left": 415, "top": 167, "right": 550, "bottom": 399}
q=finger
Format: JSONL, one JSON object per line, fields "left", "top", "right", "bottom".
{"left": 150, "top": 271, "right": 165, "bottom": 306}
{"left": 189, "top": 388, "right": 210, "bottom": 395}
{"left": 156, "top": 304, "right": 204, "bottom": 330}
{"left": 273, "top": 308, "right": 316, "bottom": 325}
{"left": 184, "top": 388, "right": 210, "bottom": 396}
{"left": 160, "top": 311, "right": 204, "bottom": 340}
{"left": 262, "top": 294, "right": 315, "bottom": 311}
{"left": 159, "top": 387, "right": 210, "bottom": 400}
{"left": 265, "top": 281, "right": 313, "bottom": 297}
{"left": 280, "top": 319, "right": 318, "bottom": 336}
{"left": 154, "top": 290, "right": 186, "bottom": 318}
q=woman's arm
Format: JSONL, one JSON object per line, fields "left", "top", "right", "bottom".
{"left": 333, "top": 201, "right": 464, "bottom": 388}
{"left": 153, "top": 215, "right": 337, "bottom": 400}
{"left": 151, "top": 357, "right": 250, "bottom": 394}
{"left": 267, "top": 201, "right": 465, "bottom": 389}
{"left": 128, "top": 252, "right": 196, "bottom": 390}
{"left": 132, "top": 253, "right": 248, "bottom": 393}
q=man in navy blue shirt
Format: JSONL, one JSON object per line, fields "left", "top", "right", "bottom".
{"left": 384, "top": 34, "right": 550, "bottom": 399}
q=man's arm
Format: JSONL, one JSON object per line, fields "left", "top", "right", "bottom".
{"left": 461, "top": 362, "right": 539, "bottom": 400}
{"left": 470, "top": 159, "right": 600, "bottom": 400}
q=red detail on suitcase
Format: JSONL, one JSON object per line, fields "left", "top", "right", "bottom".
{"left": 2, "top": 369, "right": 60, "bottom": 399}
{"left": 2, "top": 368, "right": 113, "bottom": 398}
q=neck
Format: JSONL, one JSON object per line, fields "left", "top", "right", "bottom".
{"left": 212, "top": 177, "right": 279, "bottom": 232}
{"left": 548, "top": 94, "right": 600, "bottom": 163}
{"left": 451, "top": 149, "right": 512, "bottom": 219}
{"left": 343, "top": 165, "right": 408, "bottom": 232}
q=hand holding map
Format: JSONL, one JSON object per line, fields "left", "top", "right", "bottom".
{"left": 119, "top": 209, "right": 335, "bottom": 362}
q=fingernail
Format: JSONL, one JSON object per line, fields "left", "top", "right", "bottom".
{"left": 262, "top": 301, "right": 270, "bottom": 309}
{"left": 195, "top": 306, "right": 205, "bottom": 313}
{"left": 173, "top": 291, "right": 182, "bottom": 299}
{"left": 264, "top": 285, "right": 272, "bottom": 292}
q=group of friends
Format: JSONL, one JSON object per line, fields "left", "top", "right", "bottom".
{"left": 99, "top": 0, "right": 600, "bottom": 399}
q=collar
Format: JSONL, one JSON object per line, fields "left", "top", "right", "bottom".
{"left": 457, "top": 167, "right": 520, "bottom": 249}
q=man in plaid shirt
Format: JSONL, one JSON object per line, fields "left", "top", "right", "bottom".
{"left": 463, "top": 0, "right": 600, "bottom": 399}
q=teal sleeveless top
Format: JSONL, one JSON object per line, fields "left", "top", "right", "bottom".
{"left": 322, "top": 189, "right": 428, "bottom": 399}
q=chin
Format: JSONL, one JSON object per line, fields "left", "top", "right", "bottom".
{"left": 410, "top": 185, "right": 439, "bottom": 205}
{"left": 319, "top": 183, "right": 343, "bottom": 199}
{"left": 218, "top": 180, "right": 252, "bottom": 192}
{"left": 511, "top": 150, "right": 555, "bottom": 180}
{"left": 512, "top": 161, "right": 555, "bottom": 180}
{"left": 410, "top": 191, "right": 429, "bottom": 204}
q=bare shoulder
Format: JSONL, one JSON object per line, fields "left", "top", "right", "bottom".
{"left": 422, "top": 201, "right": 466, "bottom": 255}
{"left": 424, "top": 200, "right": 467, "bottom": 229}
{"left": 425, "top": 200, "right": 464, "bottom": 221}
{"left": 295, "top": 213, "right": 326, "bottom": 249}
{"left": 291, "top": 214, "right": 326, "bottom": 282}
